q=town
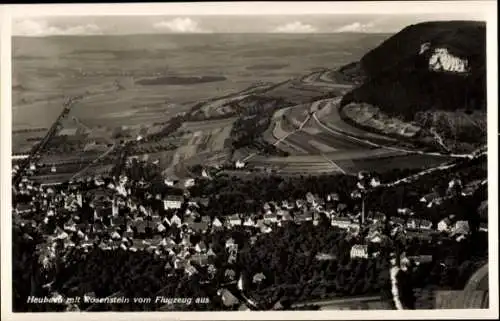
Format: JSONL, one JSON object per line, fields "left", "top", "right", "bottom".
{"left": 13, "top": 144, "right": 488, "bottom": 311}
{"left": 10, "top": 14, "right": 489, "bottom": 313}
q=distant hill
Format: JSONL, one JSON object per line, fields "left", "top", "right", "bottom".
{"left": 340, "top": 21, "right": 486, "bottom": 116}
{"left": 338, "top": 21, "right": 486, "bottom": 151}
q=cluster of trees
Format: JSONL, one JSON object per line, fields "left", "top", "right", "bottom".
{"left": 188, "top": 157, "right": 486, "bottom": 224}
{"left": 414, "top": 110, "right": 486, "bottom": 146}
{"left": 397, "top": 233, "right": 488, "bottom": 309}
{"left": 365, "top": 156, "right": 487, "bottom": 224}
{"left": 231, "top": 113, "right": 273, "bottom": 149}
{"left": 146, "top": 114, "right": 186, "bottom": 141}
{"left": 129, "top": 141, "right": 177, "bottom": 155}
{"left": 12, "top": 225, "right": 46, "bottom": 312}
{"left": 13, "top": 128, "right": 48, "bottom": 134}
{"left": 238, "top": 223, "right": 393, "bottom": 304}
{"left": 12, "top": 151, "right": 488, "bottom": 311}
{"left": 188, "top": 174, "right": 358, "bottom": 215}
{"left": 13, "top": 211, "right": 488, "bottom": 311}
{"left": 124, "top": 158, "right": 164, "bottom": 183}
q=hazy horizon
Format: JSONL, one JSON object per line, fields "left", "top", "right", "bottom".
{"left": 11, "top": 14, "right": 485, "bottom": 37}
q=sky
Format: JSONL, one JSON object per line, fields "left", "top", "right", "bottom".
{"left": 12, "top": 14, "right": 485, "bottom": 36}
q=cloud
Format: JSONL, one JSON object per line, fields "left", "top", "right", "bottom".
{"left": 335, "top": 22, "right": 376, "bottom": 33}
{"left": 13, "top": 19, "right": 102, "bottom": 36}
{"left": 273, "top": 21, "right": 317, "bottom": 33}
{"left": 153, "top": 17, "right": 209, "bottom": 33}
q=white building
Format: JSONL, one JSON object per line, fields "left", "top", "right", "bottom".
{"left": 437, "top": 218, "right": 452, "bottom": 232}
{"left": 350, "top": 244, "right": 369, "bottom": 259}
{"left": 243, "top": 217, "right": 255, "bottom": 227}
{"left": 163, "top": 195, "right": 184, "bottom": 210}
{"left": 235, "top": 160, "right": 246, "bottom": 169}
{"left": 331, "top": 217, "right": 352, "bottom": 229}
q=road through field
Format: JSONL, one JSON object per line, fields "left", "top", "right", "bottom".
{"left": 301, "top": 70, "right": 354, "bottom": 89}
{"left": 312, "top": 98, "right": 473, "bottom": 159}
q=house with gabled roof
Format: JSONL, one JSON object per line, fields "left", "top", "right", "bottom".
{"left": 419, "top": 219, "right": 433, "bottom": 230}
{"left": 366, "top": 230, "right": 384, "bottom": 244}
{"left": 170, "top": 214, "right": 182, "bottom": 227}
{"left": 160, "top": 237, "right": 176, "bottom": 248}
{"left": 212, "top": 217, "right": 224, "bottom": 229}
{"left": 228, "top": 214, "right": 242, "bottom": 227}
{"left": 243, "top": 217, "right": 256, "bottom": 227}
{"left": 264, "top": 212, "right": 278, "bottom": 224}
{"left": 259, "top": 223, "right": 273, "bottom": 234}
{"left": 207, "top": 247, "right": 216, "bottom": 257}
{"left": 159, "top": 215, "right": 170, "bottom": 225}
{"left": 277, "top": 209, "right": 292, "bottom": 223}
{"left": 195, "top": 241, "right": 207, "bottom": 253}
{"left": 111, "top": 231, "right": 121, "bottom": 240}
{"left": 64, "top": 219, "right": 77, "bottom": 232}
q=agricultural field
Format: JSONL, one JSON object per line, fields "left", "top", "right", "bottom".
{"left": 334, "top": 154, "right": 453, "bottom": 174}
{"left": 13, "top": 32, "right": 450, "bottom": 179}
{"left": 315, "top": 98, "right": 399, "bottom": 143}
{"left": 12, "top": 130, "right": 46, "bottom": 154}
{"left": 245, "top": 92, "right": 456, "bottom": 176}
{"left": 262, "top": 98, "right": 379, "bottom": 158}
{"left": 14, "top": 33, "right": 386, "bottom": 130}
{"left": 160, "top": 118, "right": 237, "bottom": 176}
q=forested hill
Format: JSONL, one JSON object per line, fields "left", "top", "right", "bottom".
{"left": 339, "top": 21, "right": 486, "bottom": 119}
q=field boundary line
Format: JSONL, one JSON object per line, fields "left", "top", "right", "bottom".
{"left": 312, "top": 100, "right": 473, "bottom": 159}
{"left": 319, "top": 153, "right": 346, "bottom": 174}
